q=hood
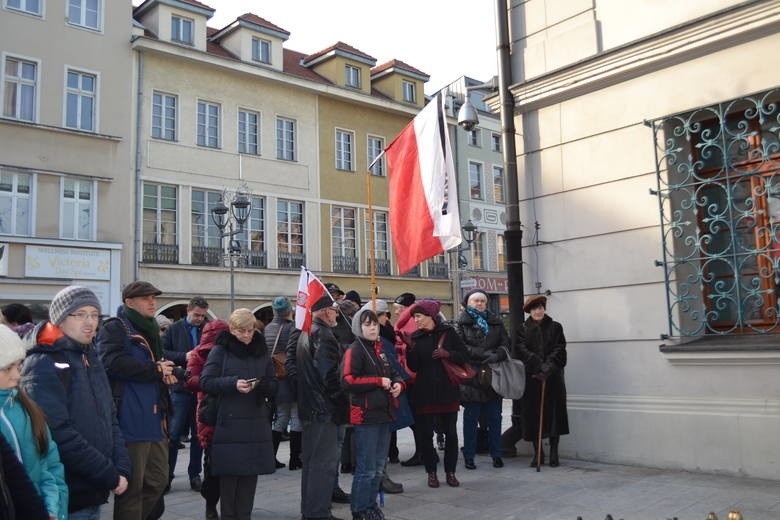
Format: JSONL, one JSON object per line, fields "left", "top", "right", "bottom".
{"left": 200, "top": 319, "right": 229, "bottom": 348}
{"left": 351, "top": 307, "right": 377, "bottom": 339}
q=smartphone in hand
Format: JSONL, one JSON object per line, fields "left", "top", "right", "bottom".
{"left": 244, "top": 378, "right": 259, "bottom": 384}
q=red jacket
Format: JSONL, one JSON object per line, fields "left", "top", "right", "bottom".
{"left": 185, "top": 319, "right": 229, "bottom": 449}
{"left": 393, "top": 306, "right": 418, "bottom": 381}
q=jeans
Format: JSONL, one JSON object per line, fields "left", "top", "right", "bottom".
{"left": 462, "top": 399, "right": 503, "bottom": 459}
{"left": 351, "top": 424, "right": 390, "bottom": 514}
{"left": 68, "top": 506, "right": 101, "bottom": 520}
{"left": 272, "top": 402, "right": 302, "bottom": 432}
{"left": 168, "top": 391, "right": 203, "bottom": 479}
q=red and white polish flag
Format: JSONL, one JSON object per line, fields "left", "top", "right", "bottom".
{"left": 295, "top": 266, "right": 329, "bottom": 333}
{"left": 385, "top": 93, "right": 462, "bottom": 274}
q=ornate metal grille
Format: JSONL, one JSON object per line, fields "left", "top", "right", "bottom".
{"left": 649, "top": 88, "right": 780, "bottom": 337}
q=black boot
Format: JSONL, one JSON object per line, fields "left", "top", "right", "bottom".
{"left": 530, "top": 441, "right": 545, "bottom": 467}
{"left": 288, "top": 430, "right": 302, "bottom": 470}
{"left": 549, "top": 436, "right": 559, "bottom": 467}
{"left": 272, "top": 431, "right": 286, "bottom": 469}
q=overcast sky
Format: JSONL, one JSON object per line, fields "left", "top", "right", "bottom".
{"left": 133, "top": 0, "right": 498, "bottom": 95}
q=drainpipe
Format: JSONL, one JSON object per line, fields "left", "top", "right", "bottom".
{"left": 133, "top": 49, "right": 143, "bottom": 281}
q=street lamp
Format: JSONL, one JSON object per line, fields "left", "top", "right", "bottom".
{"left": 211, "top": 190, "right": 252, "bottom": 311}
{"left": 458, "top": 0, "right": 524, "bottom": 346}
{"left": 457, "top": 219, "right": 478, "bottom": 268}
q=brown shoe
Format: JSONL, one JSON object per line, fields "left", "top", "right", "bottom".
{"left": 427, "top": 472, "right": 439, "bottom": 488}
{"left": 445, "top": 472, "right": 459, "bottom": 487}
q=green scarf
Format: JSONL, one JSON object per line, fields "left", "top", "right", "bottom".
{"left": 123, "top": 306, "right": 164, "bottom": 360}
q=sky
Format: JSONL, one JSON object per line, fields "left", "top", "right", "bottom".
{"left": 132, "top": 0, "right": 499, "bottom": 95}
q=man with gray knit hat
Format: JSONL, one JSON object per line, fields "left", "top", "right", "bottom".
{"left": 21, "top": 285, "right": 131, "bottom": 519}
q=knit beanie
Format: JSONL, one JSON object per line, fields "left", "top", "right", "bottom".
{"left": 271, "top": 296, "right": 292, "bottom": 314}
{"left": 0, "top": 324, "right": 26, "bottom": 368}
{"left": 49, "top": 285, "right": 102, "bottom": 326}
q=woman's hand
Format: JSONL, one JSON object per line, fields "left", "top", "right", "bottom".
{"left": 431, "top": 347, "right": 450, "bottom": 359}
{"left": 236, "top": 379, "right": 256, "bottom": 393}
{"left": 390, "top": 382, "right": 402, "bottom": 398}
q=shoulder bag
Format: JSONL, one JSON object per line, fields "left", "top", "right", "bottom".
{"left": 488, "top": 346, "right": 526, "bottom": 399}
{"left": 198, "top": 348, "right": 226, "bottom": 426}
{"left": 271, "top": 323, "right": 287, "bottom": 380}
{"left": 438, "top": 331, "right": 476, "bottom": 386}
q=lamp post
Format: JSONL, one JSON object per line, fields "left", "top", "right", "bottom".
{"left": 457, "top": 0, "right": 524, "bottom": 345}
{"left": 210, "top": 191, "right": 252, "bottom": 312}
{"left": 451, "top": 219, "right": 479, "bottom": 315}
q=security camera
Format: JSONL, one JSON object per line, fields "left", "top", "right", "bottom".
{"left": 457, "top": 100, "right": 479, "bottom": 132}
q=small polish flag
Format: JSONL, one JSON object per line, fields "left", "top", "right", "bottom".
{"left": 385, "top": 92, "right": 462, "bottom": 274}
{"left": 295, "top": 266, "right": 329, "bottom": 334}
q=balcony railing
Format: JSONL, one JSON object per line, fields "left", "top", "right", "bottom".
{"left": 142, "top": 243, "right": 178, "bottom": 264}
{"left": 428, "top": 261, "right": 448, "bottom": 279}
{"left": 333, "top": 255, "right": 358, "bottom": 273}
{"left": 191, "top": 246, "right": 222, "bottom": 266}
{"left": 245, "top": 250, "right": 267, "bottom": 269}
{"left": 372, "top": 258, "right": 390, "bottom": 276}
{"left": 278, "top": 251, "right": 305, "bottom": 270}
{"left": 401, "top": 265, "right": 420, "bottom": 277}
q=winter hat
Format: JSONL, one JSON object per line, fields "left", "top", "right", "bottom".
{"left": 394, "top": 292, "right": 416, "bottom": 307}
{"left": 311, "top": 294, "right": 338, "bottom": 312}
{"left": 336, "top": 299, "right": 359, "bottom": 319}
{"left": 271, "top": 296, "right": 292, "bottom": 314}
{"left": 351, "top": 307, "right": 379, "bottom": 339}
{"left": 523, "top": 294, "right": 547, "bottom": 313}
{"left": 155, "top": 314, "right": 172, "bottom": 330}
{"left": 344, "top": 290, "right": 362, "bottom": 306}
{"left": 359, "top": 299, "right": 389, "bottom": 315}
{"left": 122, "top": 280, "right": 162, "bottom": 300}
{"left": 0, "top": 324, "right": 27, "bottom": 368}
{"left": 49, "top": 285, "right": 102, "bottom": 326}
{"left": 463, "top": 289, "right": 489, "bottom": 307}
{"left": 324, "top": 283, "right": 344, "bottom": 297}
{"left": 409, "top": 299, "right": 441, "bottom": 319}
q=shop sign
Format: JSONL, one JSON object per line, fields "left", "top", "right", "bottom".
{"left": 461, "top": 275, "right": 508, "bottom": 294}
{"left": 25, "top": 245, "right": 111, "bottom": 280}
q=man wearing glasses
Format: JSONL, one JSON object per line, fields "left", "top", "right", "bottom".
{"left": 96, "top": 281, "right": 177, "bottom": 520}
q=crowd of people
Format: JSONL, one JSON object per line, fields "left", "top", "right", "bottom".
{"left": 0, "top": 280, "right": 569, "bottom": 520}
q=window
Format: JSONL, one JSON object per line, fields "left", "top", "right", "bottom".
{"left": 3, "top": 56, "right": 37, "bottom": 122}
{"left": 650, "top": 87, "right": 780, "bottom": 337}
{"left": 368, "top": 136, "right": 385, "bottom": 176}
{"left": 252, "top": 38, "right": 270, "bottom": 64}
{"left": 402, "top": 81, "right": 416, "bottom": 103}
{"left": 236, "top": 196, "right": 265, "bottom": 267}
{"left": 60, "top": 178, "right": 94, "bottom": 240}
{"left": 152, "top": 91, "right": 176, "bottom": 141}
{"left": 67, "top": 0, "right": 100, "bottom": 30}
{"left": 276, "top": 117, "right": 296, "bottom": 161}
{"left": 468, "top": 128, "right": 481, "bottom": 147}
{"left": 365, "top": 211, "right": 389, "bottom": 274}
{"left": 196, "top": 101, "right": 220, "bottom": 148}
{"left": 0, "top": 170, "right": 32, "bottom": 236}
{"left": 497, "top": 233, "right": 506, "bottom": 271}
{"left": 469, "top": 162, "right": 483, "bottom": 200}
{"left": 332, "top": 206, "right": 357, "bottom": 272}
{"left": 5, "top": 0, "right": 41, "bottom": 16}
{"left": 238, "top": 110, "right": 259, "bottom": 155}
{"left": 335, "top": 130, "right": 354, "bottom": 171}
{"left": 345, "top": 65, "right": 361, "bottom": 88}
{"left": 65, "top": 69, "right": 96, "bottom": 131}
{"left": 472, "top": 232, "right": 485, "bottom": 270}
{"left": 142, "top": 183, "right": 178, "bottom": 263}
{"left": 428, "top": 252, "right": 448, "bottom": 278}
{"left": 191, "top": 189, "right": 221, "bottom": 265}
{"left": 492, "top": 132, "right": 501, "bottom": 152}
{"left": 493, "top": 165, "right": 505, "bottom": 203}
{"left": 277, "top": 199, "right": 304, "bottom": 268}
{"left": 171, "top": 15, "right": 193, "bottom": 44}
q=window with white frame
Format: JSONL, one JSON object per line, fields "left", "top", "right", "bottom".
{"left": 368, "top": 136, "right": 385, "bottom": 176}
{"left": 238, "top": 109, "right": 259, "bottom": 155}
{"left": 402, "top": 81, "right": 416, "bottom": 103}
{"left": 65, "top": 69, "right": 96, "bottom": 131}
{"left": 469, "top": 161, "right": 483, "bottom": 200}
{"left": 497, "top": 233, "right": 506, "bottom": 271}
{"left": 332, "top": 206, "right": 357, "bottom": 272}
{"left": 252, "top": 38, "right": 271, "bottom": 64}
{"left": 67, "top": 0, "right": 101, "bottom": 30}
{"left": 171, "top": 15, "right": 193, "bottom": 44}
{"left": 277, "top": 199, "right": 304, "bottom": 256}
{"left": 2, "top": 56, "right": 37, "bottom": 122}
{"left": 0, "top": 170, "right": 32, "bottom": 236}
{"left": 60, "top": 178, "right": 94, "bottom": 240}
{"left": 472, "top": 232, "right": 485, "bottom": 270}
{"left": 365, "top": 210, "right": 389, "bottom": 271}
{"left": 345, "top": 65, "right": 361, "bottom": 88}
{"left": 191, "top": 189, "right": 221, "bottom": 261}
{"left": 152, "top": 91, "right": 176, "bottom": 141}
{"left": 336, "top": 130, "right": 354, "bottom": 171}
{"left": 493, "top": 165, "right": 505, "bottom": 203}
{"left": 5, "top": 0, "right": 42, "bottom": 16}
{"left": 276, "top": 117, "right": 296, "bottom": 161}
{"left": 236, "top": 196, "right": 265, "bottom": 264}
{"left": 468, "top": 128, "right": 481, "bottom": 146}
{"left": 142, "top": 183, "right": 177, "bottom": 262}
{"left": 197, "top": 100, "right": 220, "bottom": 148}
{"left": 492, "top": 132, "right": 501, "bottom": 152}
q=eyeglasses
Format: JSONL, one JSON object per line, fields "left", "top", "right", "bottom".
{"left": 68, "top": 312, "right": 100, "bottom": 322}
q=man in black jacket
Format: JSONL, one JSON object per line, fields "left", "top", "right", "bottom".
{"left": 163, "top": 296, "right": 209, "bottom": 492}
{"left": 297, "top": 295, "right": 345, "bottom": 520}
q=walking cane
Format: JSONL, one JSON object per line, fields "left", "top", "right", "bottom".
{"left": 536, "top": 378, "right": 547, "bottom": 472}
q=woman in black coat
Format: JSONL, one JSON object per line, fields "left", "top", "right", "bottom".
{"left": 201, "top": 308, "right": 277, "bottom": 520}
{"left": 514, "top": 295, "right": 569, "bottom": 467}
{"left": 406, "top": 299, "right": 468, "bottom": 489}
{"left": 453, "top": 290, "right": 510, "bottom": 470}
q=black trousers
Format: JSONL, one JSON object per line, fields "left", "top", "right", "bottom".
{"left": 416, "top": 412, "right": 458, "bottom": 473}
{"left": 219, "top": 475, "right": 257, "bottom": 520}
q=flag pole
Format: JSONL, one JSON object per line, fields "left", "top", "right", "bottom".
{"left": 366, "top": 167, "right": 377, "bottom": 312}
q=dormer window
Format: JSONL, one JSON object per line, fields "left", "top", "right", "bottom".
{"left": 403, "top": 81, "right": 416, "bottom": 103}
{"left": 171, "top": 15, "right": 193, "bottom": 45}
{"left": 345, "top": 65, "right": 361, "bottom": 89}
{"left": 252, "top": 38, "right": 271, "bottom": 64}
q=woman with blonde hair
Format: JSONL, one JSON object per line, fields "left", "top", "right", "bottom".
{"left": 200, "top": 308, "right": 277, "bottom": 520}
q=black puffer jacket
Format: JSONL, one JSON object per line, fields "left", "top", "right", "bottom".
{"left": 296, "top": 318, "right": 348, "bottom": 424}
{"left": 452, "top": 310, "right": 510, "bottom": 403}
{"left": 201, "top": 330, "right": 277, "bottom": 476}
